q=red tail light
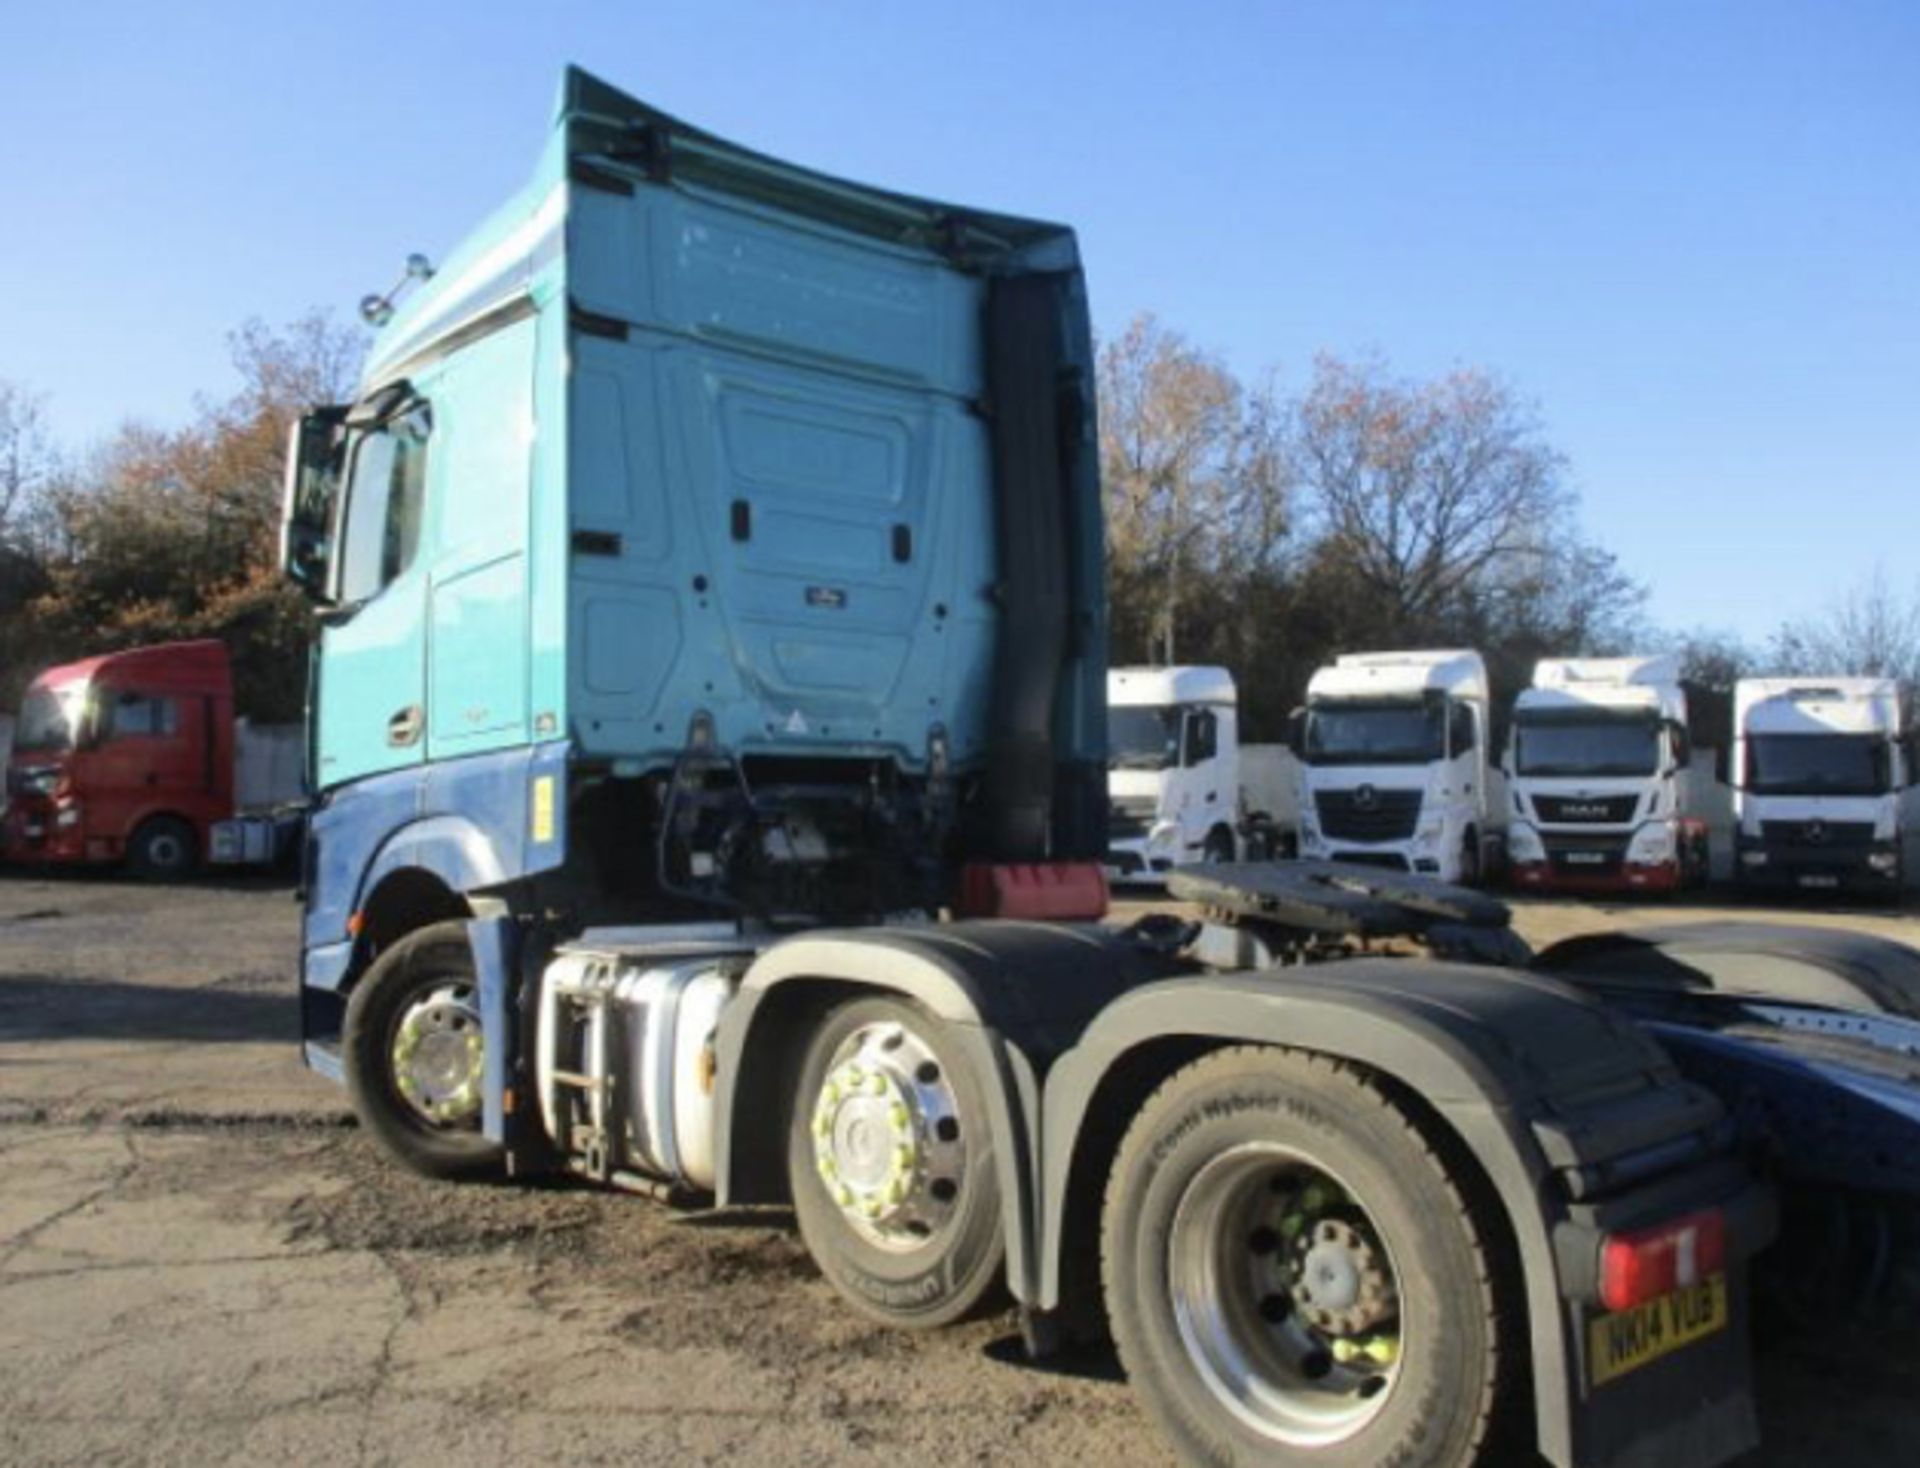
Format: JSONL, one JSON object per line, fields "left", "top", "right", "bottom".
{"left": 1600, "top": 1209, "right": 1726, "bottom": 1312}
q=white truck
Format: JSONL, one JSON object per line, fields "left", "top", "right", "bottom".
{"left": 1294, "top": 649, "right": 1498, "bottom": 884}
{"left": 1733, "top": 677, "right": 1910, "bottom": 897}
{"left": 1505, "top": 656, "right": 1708, "bottom": 895}
{"left": 1103, "top": 665, "right": 1241, "bottom": 881}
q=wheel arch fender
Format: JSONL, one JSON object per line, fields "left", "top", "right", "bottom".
{"left": 1037, "top": 965, "right": 1691, "bottom": 1468}
{"left": 711, "top": 934, "right": 1047, "bottom": 1305}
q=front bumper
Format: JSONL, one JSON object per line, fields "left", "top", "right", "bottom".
{"left": 1735, "top": 839, "right": 1901, "bottom": 894}
{"left": 1512, "top": 858, "right": 1682, "bottom": 895}
{"left": 1103, "top": 837, "right": 1176, "bottom": 885}
{"left": 0, "top": 803, "right": 91, "bottom": 864}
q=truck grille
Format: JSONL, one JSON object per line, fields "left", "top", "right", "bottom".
{"left": 1108, "top": 798, "right": 1156, "bottom": 839}
{"left": 1543, "top": 831, "right": 1630, "bottom": 875}
{"left": 1761, "top": 820, "right": 1875, "bottom": 850}
{"left": 1315, "top": 788, "right": 1421, "bottom": 842}
{"left": 1533, "top": 794, "right": 1638, "bottom": 825}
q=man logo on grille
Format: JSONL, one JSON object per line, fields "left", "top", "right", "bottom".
{"left": 1354, "top": 784, "right": 1379, "bottom": 811}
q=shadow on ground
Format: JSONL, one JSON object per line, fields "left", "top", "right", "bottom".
{"left": 0, "top": 975, "right": 293, "bottom": 1044}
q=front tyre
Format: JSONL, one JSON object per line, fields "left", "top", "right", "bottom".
{"left": 1103, "top": 1048, "right": 1523, "bottom": 1468}
{"left": 787, "top": 996, "right": 1004, "bottom": 1328}
{"left": 342, "top": 920, "right": 502, "bottom": 1181}
{"left": 128, "top": 815, "right": 198, "bottom": 881}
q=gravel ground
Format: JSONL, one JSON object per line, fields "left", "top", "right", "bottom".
{"left": 3, "top": 871, "right": 1919, "bottom": 1466}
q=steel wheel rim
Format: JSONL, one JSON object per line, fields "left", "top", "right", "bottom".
{"left": 148, "top": 832, "right": 186, "bottom": 868}
{"left": 810, "top": 1020, "right": 967, "bottom": 1251}
{"left": 1167, "top": 1142, "right": 1404, "bottom": 1447}
{"left": 389, "top": 981, "right": 485, "bottom": 1128}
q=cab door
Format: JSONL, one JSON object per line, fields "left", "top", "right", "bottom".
{"left": 313, "top": 400, "right": 433, "bottom": 790}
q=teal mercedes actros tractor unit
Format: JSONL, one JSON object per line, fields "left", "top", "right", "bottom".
{"left": 278, "top": 67, "right": 1920, "bottom": 1468}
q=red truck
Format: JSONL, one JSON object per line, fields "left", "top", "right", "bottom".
{"left": 3, "top": 640, "right": 236, "bottom": 879}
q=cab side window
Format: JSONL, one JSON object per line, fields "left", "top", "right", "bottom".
{"left": 1184, "top": 708, "right": 1219, "bottom": 766}
{"left": 337, "top": 405, "right": 430, "bottom": 605}
{"left": 104, "top": 691, "right": 179, "bottom": 739}
{"left": 1449, "top": 701, "right": 1477, "bottom": 757}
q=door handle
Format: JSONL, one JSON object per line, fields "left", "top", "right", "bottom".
{"left": 387, "top": 705, "right": 424, "bottom": 748}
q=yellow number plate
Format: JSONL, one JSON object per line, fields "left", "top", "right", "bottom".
{"left": 1588, "top": 1273, "right": 1728, "bottom": 1387}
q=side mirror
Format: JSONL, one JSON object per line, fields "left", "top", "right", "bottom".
{"left": 280, "top": 407, "right": 348, "bottom": 603}
{"left": 1285, "top": 707, "right": 1307, "bottom": 758}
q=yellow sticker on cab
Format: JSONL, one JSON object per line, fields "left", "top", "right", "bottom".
{"left": 531, "top": 775, "right": 555, "bottom": 844}
{"left": 1588, "top": 1273, "right": 1727, "bottom": 1386}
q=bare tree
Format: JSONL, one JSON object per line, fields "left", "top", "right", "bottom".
{"left": 1098, "top": 315, "right": 1290, "bottom": 663}
{"left": 0, "top": 379, "right": 56, "bottom": 544}
{"left": 1772, "top": 569, "right": 1920, "bottom": 687}
{"left": 1292, "top": 355, "right": 1571, "bottom": 639}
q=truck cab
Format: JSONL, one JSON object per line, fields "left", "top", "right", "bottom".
{"left": 1294, "top": 649, "right": 1494, "bottom": 883}
{"left": 1506, "top": 655, "right": 1706, "bottom": 894}
{"left": 1102, "top": 664, "right": 1238, "bottom": 882}
{"left": 2, "top": 640, "right": 234, "bottom": 878}
{"left": 1733, "top": 677, "right": 1909, "bottom": 896}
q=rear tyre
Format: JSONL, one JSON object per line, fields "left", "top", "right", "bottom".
{"left": 127, "top": 816, "right": 198, "bottom": 881}
{"left": 1103, "top": 1047, "right": 1524, "bottom": 1468}
{"left": 787, "top": 996, "right": 1004, "bottom": 1328}
{"left": 1203, "top": 827, "right": 1237, "bottom": 864}
{"left": 342, "top": 920, "right": 502, "bottom": 1181}
{"left": 1458, "top": 829, "right": 1483, "bottom": 888}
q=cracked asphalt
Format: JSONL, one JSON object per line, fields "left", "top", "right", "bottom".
{"left": 3, "top": 873, "right": 1920, "bottom": 1466}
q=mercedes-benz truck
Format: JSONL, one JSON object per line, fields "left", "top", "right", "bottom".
{"left": 1506, "top": 656, "right": 1708, "bottom": 895}
{"left": 1733, "top": 677, "right": 1909, "bottom": 896}
{"left": 269, "top": 68, "right": 1787, "bottom": 1468}
{"left": 1295, "top": 649, "right": 1496, "bottom": 883}
{"left": 1103, "top": 665, "right": 1238, "bottom": 882}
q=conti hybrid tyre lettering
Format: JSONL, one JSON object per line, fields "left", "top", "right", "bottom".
{"left": 787, "top": 996, "right": 1005, "bottom": 1328}
{"left": 1102, "top": 1046, "right": 1525, "bottom": 1468}
{"left": 342, "top": 920, "right": 504, "bottom": 1182}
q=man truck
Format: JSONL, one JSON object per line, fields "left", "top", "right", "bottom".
{"left": 276, "top": 66, "right": 1920, "bottom": 1468}
{"left": 1732, "top": 676, "right": 1909, "bottom": 897}
{"left": 1104, "top": 664, "right": 1240, "bottom": 880}
{"left": 3, "top": 640, "right": 235, "bottom": 878}
{"left": 1293, "top": 649, "right": 1498, "bottom": 884}
{"left": 1505, "top": 656, "right": 1709, "bottom": 895}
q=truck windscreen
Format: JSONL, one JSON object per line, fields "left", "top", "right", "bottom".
{"left": 14, "top": 685, "right": 83, "bottom": 753}
{"left": 1746, "top": 734, "right": 1891, "bottom": 797}
{"left": 1109, "top": 706, "right": 1181, "bottom": 771}
{"left": 1304, "top": 701, "right": 1444, "bottom": 766}
{"left": 1513, "top": 714, "right": 1659, "bottom": 778}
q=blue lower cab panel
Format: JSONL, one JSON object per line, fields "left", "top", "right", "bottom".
{"left": 299, "top": 743, "right": 570, "bottom": 1057}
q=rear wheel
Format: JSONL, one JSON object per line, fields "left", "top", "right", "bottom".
{"left": 127, "top": 816, "right": 197, "bottom": 881}
{"left": 1103, "top": 1047, "right": 1523, "bottom": 1468}
{"left": 787, "top": 996, "right": 1004, "bottom": 1328}
{"left": 1204, "top": 827, "right": 1237, "bottom": 864}
{"left": 342, "top": 920, "right": 502, "bottom": 1181}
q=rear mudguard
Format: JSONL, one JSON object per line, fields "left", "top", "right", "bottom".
{"left": 1040, "top": 961, "right": 1770, "bottom": 1468}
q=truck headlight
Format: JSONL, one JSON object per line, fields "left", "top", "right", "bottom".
{"left": 1739, "top": 848, "right": 1768, "bottom": 867}
{"left": 54, "top": 805, "right": 82, "bottom": 829}
{"left": 1508, "top": 823, "right": 1544, "bottom": 863}
{"left": 1628, "top": 822, "right": 1675, "bottom": 864}
{"left": 1868, "top": 848, "right": 1901, "bottom": 875}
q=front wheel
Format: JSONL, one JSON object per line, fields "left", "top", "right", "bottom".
{"left": 342, "top": 920, "right": 502, "bottom": 1181}
{"left": 787, "top": 996, "right": 1004, "bottom": 1328}
{"left": 128, "top": 816, "right": 198, "bottom": 881}
{"left": 1103, "top": 1047, "right": 1524, "bottom": 1467}
{"left": 1457, "top": 828, "right": 1483, "bottom": 887}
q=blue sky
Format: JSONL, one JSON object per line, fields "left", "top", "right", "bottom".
{"left": 1, "top": 0, "right": 1913, "bottom": 641}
